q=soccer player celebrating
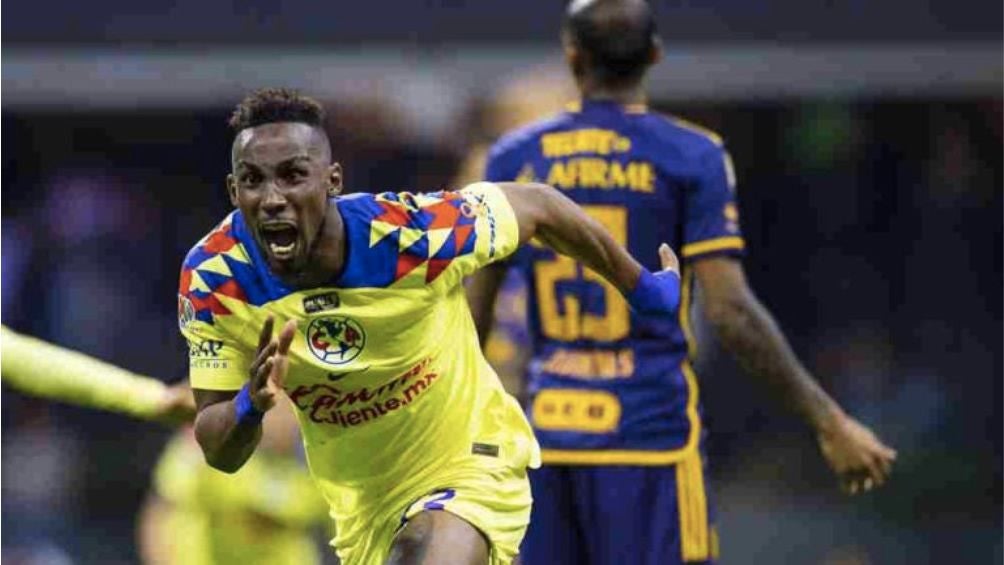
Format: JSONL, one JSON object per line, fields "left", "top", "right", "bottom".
{"left": 180, "top": 88, "right": 682, "bottom": 565}
{"left": 467, "top": 1, "right": 898, "bottom": 563}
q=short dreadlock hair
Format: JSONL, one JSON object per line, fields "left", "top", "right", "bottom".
{"left": 228, "top": 88, "right": 326, "bottom": 132}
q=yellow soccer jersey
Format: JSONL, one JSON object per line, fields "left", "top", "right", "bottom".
{"left": 178, "top": 182, "right": 539, "bottom": 564}
{"left": 152, "top": 428, "right": 327, "bottom": 565}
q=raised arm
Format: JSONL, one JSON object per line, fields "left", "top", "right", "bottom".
{"left": 693, "top": 256, "right": 897, "bottom": 493}
{"left": 495, "top": 182, "right": 680, "bottom": 318}
{"left": 498, "top": 182, "right": 648, "bottom": 294}
{"left": 192, "top": 318, "right": 295, "bottom": 473}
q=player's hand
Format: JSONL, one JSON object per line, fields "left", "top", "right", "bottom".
{"left": 817, "top": 414, "right": 897, "bottom": 495}
{"left": 658, "top": 242, "right": 679, "bottom": 276}
{"left": 151, "top": 382, "right": 196, "bottom": 426}
{"left": 268, "top": 321, "right": 297, "bottom": 390}
{"left": 629, "top": 242, "right": 681, "bottom": 316}
{"left": 247, "top": 317, "right": 297, "bottom": 413}
{"left": 248, "top": 317, "right": 279, "bottom": 412}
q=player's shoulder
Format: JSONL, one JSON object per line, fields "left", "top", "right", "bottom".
{"left": 342, "top": 188, "right": 493, "bottom": 223}
{"left": 334, "top": 190, "right": 480, "bottom": 289}
{"left": 488, "top": 112, "right": 575, "bottom": 160}
{"left": 178, "top": 211, "right": 288, "bottom": 326}
{"left": 640, "top": 112, "right": 727, "bottom": 160}
{"left": 181, "top": 211, "right": 246, "bottom": 272}
{"left": 336, "top": 190, "right": 472, "bottom": 231}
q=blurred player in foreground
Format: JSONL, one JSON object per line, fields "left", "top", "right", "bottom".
{"left": 179, "top": 88, "right": 682, "bottom": 565}
{"left": 1, "top": 324, "right": 194, "bottom": 425}
{"left": 1, "top": 326, "right": 327, "bottom": 563}
{"left": 467, "top": 1, "right": 898, "bottom": 563}
{"left": 138, "top": 401, "right": 328, "bottom": 565}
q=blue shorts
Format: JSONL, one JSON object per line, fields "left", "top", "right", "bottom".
{"left": 520, "top": 450, "right": 717, "bottom": 565}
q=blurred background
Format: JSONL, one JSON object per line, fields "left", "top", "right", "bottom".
{"left": 2, "top": 1, "right": 1001, "bottom": 564}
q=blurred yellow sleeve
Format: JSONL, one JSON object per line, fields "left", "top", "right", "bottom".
{"left": 156, "top": 428, "right": 327, "bottom": 528}
{"left": 1, "top": 324, "right": 168, "bottom": 420}
{"left": 153, "top": 430, "right": 204, "bottom": 506}
{"left": 207, "top": 455, "right": 329, "bottom": 528}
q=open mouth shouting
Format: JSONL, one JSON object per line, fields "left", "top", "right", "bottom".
{"left": 260, "top": 222, "right": 300, "bottom": 264}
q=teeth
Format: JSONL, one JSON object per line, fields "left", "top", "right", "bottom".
{"left": 269, "top": 242, "right": 296, "bottom": 256}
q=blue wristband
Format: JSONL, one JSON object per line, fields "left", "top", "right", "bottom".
{"left": 628, "top": 269, "right": 681, "bottom": 316}
{"left": 234, "top": 382, "right": 264, "bottom": 425}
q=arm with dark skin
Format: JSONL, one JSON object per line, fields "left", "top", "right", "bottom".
{"left": 466, "top": 262, "right": 509, "bottom": 348}
{"left": 694, "top": 257, "right": 897, "bottom": 493}
{"left": 497, "top": 182, "right": 675, "bottom": 294}
{"left": 469, "top": 181, "right": 679, "bottom": 354}
{"left": 192, "top": 318, "right": 296, "bottom": 473}
{"left": 475, "top": 182, "right": 896, "bottom": 494}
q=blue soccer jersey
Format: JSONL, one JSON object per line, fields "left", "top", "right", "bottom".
{"left": 485, "top": 99, "right": 744, "bottom": 466}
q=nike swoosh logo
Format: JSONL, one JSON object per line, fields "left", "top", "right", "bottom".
{"left": 327, "top": 366, "right": 370, "bottom": 381}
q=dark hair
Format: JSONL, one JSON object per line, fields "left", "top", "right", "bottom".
{"left": 563, "top": 0, "right": 657, "bottom": 87}
{"left": 228, "top": 87, "right": 326, "bottom": 132}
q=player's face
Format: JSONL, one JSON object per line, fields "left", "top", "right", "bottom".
{"left": 228, "top": 122, "right": 342, "bottom": 277}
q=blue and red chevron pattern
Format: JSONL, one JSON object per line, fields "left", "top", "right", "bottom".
{"left": 179, "top": 214, "right": 288, "bottom": 324}
{"left": 335, "top": 191, "right": 480, "bottom": 289}
{"left": 179, "top": 191, "right": 483, "bottom": 316}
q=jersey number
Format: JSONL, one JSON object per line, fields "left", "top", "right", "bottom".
{"left": 534, "top": 205, "right": 630, "bottom": 342}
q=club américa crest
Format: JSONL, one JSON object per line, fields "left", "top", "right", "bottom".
{"left": 178, "top": 295, "right": 196, "bottom": 329}
{"left": 306, "top": 316, "right": 366, "bottom": 366}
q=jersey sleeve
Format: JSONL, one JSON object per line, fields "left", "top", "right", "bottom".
{"left": 153, "top": 431, "right": 203, "bottom": 505}
{"left": 337, "top": 184, "right": 520, "bottom": 290}
{"left": 0, "top": 325, "right": 169, "bottom": 421}
{"left": 201, "top": 454, "right": 329, "bottom": 527}
{"left": 681, "top": 146, "right": 745, "bottom": 261}
{"left": 178, "top": 294, "right": 250, "bottom": 391}
{"left": 445, "top": 181, "right": 521, "bottom": 280}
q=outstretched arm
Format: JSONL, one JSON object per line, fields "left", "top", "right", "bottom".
{"left": 498, "top": 182, "right": 650, "bottom": 294}
{"left": 693, "top": 257, "right": 897, "bottom": 494}
{"left": 496, "top": 182, "right": 679, "bottom": 315}
{"left": 0, "top": 325, "right": 195, "bottom": 426}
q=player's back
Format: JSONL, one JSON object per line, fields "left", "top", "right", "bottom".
{"left": 485, "top": 99, "right": 744, "bottom": 465}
